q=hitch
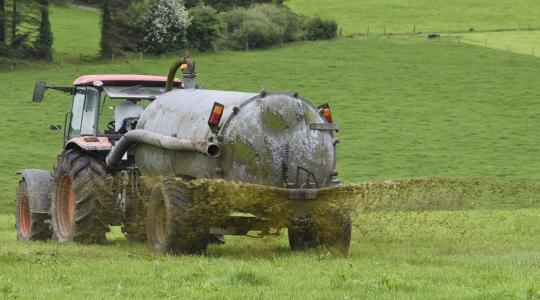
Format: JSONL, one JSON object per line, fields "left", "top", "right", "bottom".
{"left": 287, "top": 189, "right": 318, "bottom": 200}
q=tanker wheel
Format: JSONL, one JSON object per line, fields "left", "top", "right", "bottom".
{"left": 288, "top": 218, "right": 321, "bottom": 251}
{"left": 146, "top": 178, "right": 209, "bottom": 254}
{"left": 318, "top": 213, "right": 352, "bottom": 256}
{"left": 15, "top": 179, "right": 52, "bottom": 241}
{"left": 288, "top": 213, "right": 352, "bottom": 256}
{"left": 122, "top": 205, "right": 147, "bottom": 242}
{"left": 51, "top": 149, "right": 113, "bottom": 244}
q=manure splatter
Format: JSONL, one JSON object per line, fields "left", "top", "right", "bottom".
{"left": 140, "top": 177, "right": 540, "bottom": 236}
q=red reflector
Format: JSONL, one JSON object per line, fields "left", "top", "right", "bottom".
{"left": 318, "top": 103, "right": 333, "bottom": 123}
{"left": 208, "top": 102, "right": 225, "bottom": 129}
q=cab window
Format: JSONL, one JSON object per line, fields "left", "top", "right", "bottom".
{"left": 69, "top": 87, "right": 99, "bottom": 139}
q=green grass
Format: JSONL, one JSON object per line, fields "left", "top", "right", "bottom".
{"left": 2, "top": 36, "right": 540, "bottom": 298}
{"left": 2, "top": 37, "right": 540, "bottom": 213}
{"left": 454, "top": 31, "right": 540, "bottom": 57}
{"left": 3, "top": 210, "right": 540, "bottom": 298}
{"left": 288, "top": 0, "right": 540, "bottom": 34}
{"left": 49, "top": 5, "right": 101, "bottom": 60}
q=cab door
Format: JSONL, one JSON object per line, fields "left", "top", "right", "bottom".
{"left": 66, "top": 87, "right": 100, "bottom": 142}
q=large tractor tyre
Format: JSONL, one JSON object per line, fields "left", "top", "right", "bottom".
{"left": 146, "top": 178, "right": 209, "bottom": 254}
{"left": 16, "top": 178, "right": 52, "bottom": 241}
{"left": 288, "top": 214, "right": 352, "bottom": 256}
{"left": 51, "top": 149, "right": 114, "bottom": 244}
{"left": 288, "top": 218, "right": 321, "bottom": 251}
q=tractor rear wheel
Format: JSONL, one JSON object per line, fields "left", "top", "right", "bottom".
{"left": 146, "top": 178, "right": 209, "bottom": 254}
{"left": 51, "top": 149, "right": 113, "bottom": 244}
{"left": 16, "top": 179, "right": 52, "bottom": 241}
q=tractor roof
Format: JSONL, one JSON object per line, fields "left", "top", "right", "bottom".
{"left": 73, "top": 75, "right": 181, "bottom": 88}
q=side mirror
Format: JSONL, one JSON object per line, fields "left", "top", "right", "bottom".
{"left": 32, "top": 81, "right": 46, "bottom": 102}
{"left": 50, "top": 124, "right": 62, "bottom": 131}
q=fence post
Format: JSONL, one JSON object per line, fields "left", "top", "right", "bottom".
{"left": 412, "top": 24, "right": 416, "bottom": 35}
{"left": 366, "top": 26, "right": 370, "bottom": 37}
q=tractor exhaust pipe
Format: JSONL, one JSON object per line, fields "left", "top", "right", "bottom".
{"left": 106, "top": 129, "right": 220, "bottom": 169}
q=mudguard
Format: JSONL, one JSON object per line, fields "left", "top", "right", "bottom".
{"left": 65, "top": 136, "right": 112, "bottom": 151}
{"left": 17, "top": 169, "right": 53, "bottom": 214}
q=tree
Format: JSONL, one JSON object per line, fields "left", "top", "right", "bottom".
{"left": 34, "top": 0, "right": 52, "bottom": 60}
{"left": 100, "top": 0, "right": 146, "bottom": 57}
{"left": 187, "top": 5, "right": 221, "bottom": 51}
{"left": 0, "top": 0, "right": 5, "bottom": 46}
{"left": 100, "top": 0, "right": 114, "bottom": 57}
{"left": 141, "top": 0, "right": 191, "bottom": 54}
{"left": 202, "top": 0, "right": 285, "bottom": 11}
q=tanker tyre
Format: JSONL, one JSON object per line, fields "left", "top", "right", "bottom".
{"left": 51, "top": 149, "right": 113, "bottom": 244}
{"left": 122, "top": 212, "right": 147, "bottom": 242}
{"left": 16, "top": 180, "right": 52, "bottom": 241}
{"left": 288, "top": 219, "right": 321, "bottom": 251}
{"left": 319, "top": 214, "right": 352, "bottom": 257}
{"left": 146, "top": 178, "right": 209, "bottom": 255}
{"left": 288, "top": 214, "right": 352, "bottom": 256}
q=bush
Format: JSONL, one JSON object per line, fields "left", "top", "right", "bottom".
{"left": 305, "top": 16, "right": 338, "bottom": 41}
{"left": 220, "top": 4, "right": 303, "bottom": 50}
{"left": 187, "top": 5, "right": 222, "bottom": 51}
{"left": 251, "top": 4, "right": 303, "bottom": 42}
{"left": 141, "top": 0, "right": 191, "bottom": 54}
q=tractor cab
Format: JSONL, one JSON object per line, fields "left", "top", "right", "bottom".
{"left": 33, "top": 75, "right": 181, "bottom": 146}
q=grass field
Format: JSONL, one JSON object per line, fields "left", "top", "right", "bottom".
{"left": 2, "top": 2, "right": 540, "bottom": 298}
{"left": 2, "top": 209, "right": 540, "bottom": 298}
{"left": 49, "top": 5, "right": 101, "bottom": 60}
{"left": 454, "top": 31, "right": 540, "bottom": 57}
{"left": 2, "top": 37, "right": 540, "bottom": 213}
{"left": 288, "top": 0, "right": 540, "bottom": 34}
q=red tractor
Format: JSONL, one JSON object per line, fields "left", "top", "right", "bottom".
{"left": 16, "top": 74, "right": 182, "bottom": 243}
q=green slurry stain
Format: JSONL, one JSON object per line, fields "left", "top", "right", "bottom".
{"left": 263, "top": 108, "right": 288, "bottom": 134}
{"left": 224, "top": 136, "right": 275, "bottom": 179}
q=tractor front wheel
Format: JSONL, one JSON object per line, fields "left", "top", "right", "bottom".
{"left": 51, "top": 149, "right": 113, "bottom": 244}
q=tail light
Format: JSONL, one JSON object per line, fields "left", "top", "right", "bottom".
{"left": 318, "top": 103, "right": 333, "bottom": 123}
{"left": 208, "top": 102, "right": 225, "bottom": 133}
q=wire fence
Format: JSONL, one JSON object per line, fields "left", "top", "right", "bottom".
{"left": 341, "top": 24, "right": 540, "bottom": 58}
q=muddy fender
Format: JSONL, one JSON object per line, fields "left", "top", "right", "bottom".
{"left": 17, "top": 169, "right": 53, "bottom": 214}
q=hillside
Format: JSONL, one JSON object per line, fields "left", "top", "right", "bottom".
{"left": 1, "top": 37, "right": 539, "bottom": 213}
{"left": 288, "top": 0, "right": 540, "bottom": 34}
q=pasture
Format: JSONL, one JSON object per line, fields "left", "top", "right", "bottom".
{"left": 288, "top": 0, "right": 540, "bottom": 34}
{"left": 1, "top": 2, "right": 540, "bottom": 299}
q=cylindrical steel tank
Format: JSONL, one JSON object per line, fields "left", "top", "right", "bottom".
{"left": 135, "top": 89, "right": 336, "bottom": 188}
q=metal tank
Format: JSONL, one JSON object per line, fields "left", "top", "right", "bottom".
{"left": 133, "top": 89, "right": 338, "bottom": 189}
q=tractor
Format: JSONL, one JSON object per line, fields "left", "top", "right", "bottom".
{"left": 15, "top": 58, "right": 351, "bottom": 255}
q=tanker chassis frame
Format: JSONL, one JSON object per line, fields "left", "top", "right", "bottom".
{"left": 15, "top": 59, "right": 352, "bottom": 255}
